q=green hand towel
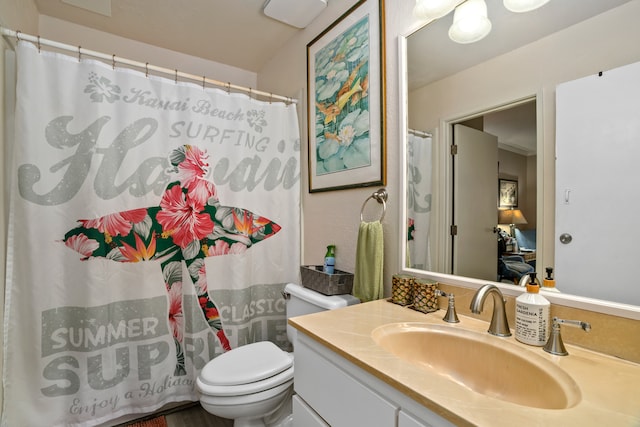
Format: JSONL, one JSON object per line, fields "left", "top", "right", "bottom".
{"left": 353, "top": 220, "right": 384, "bottom": 302}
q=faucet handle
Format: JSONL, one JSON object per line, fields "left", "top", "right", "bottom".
{"left": 543, "top": 317, "right": 591, "bottom": 356}
{"left": 436, "top": 290, "right": 460, "bottom": 323}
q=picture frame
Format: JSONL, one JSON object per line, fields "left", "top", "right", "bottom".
{"left": 499, "top": 178, "right": 518, "bottom": 208}
{"left": 307, "top": 0, "right": 386, "bottom": 193}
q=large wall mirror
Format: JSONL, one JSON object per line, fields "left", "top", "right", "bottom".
{"left": 399, "top": 0, "right": 640, "bottom": 318}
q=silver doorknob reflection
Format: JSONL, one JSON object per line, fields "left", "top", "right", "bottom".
{"left": 559, "top": 233, "right": 572, "bottom": 244}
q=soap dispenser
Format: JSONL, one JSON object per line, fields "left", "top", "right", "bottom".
{"left": 542, "top": 267, "right": 560, "bottom": 292}
{"left": 515, "top": 273, "right": 550, "bottom": 346}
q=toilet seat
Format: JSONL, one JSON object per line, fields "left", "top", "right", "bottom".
{"left": 198, "top": 341, "right": 294, "bottom": 397}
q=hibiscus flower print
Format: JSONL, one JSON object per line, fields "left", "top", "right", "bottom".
{"left": 166, "top": 281, "right": 184, "bottom": 341}
{"left": 207, "top": 239, "right": 247, "bottom": 256}
{"left": 64, "top": 234, "right": 100, "bottom": 259}
{"left": 80, "top": 208, "right": 147, "bottom": 238}
{"left": 85, "top": 72, "right": 121, "bottom": 103}
{"left": 156, "top": 184, "right": 215, "bottom": 248}
{"left": 63, "top": 144, "right": 282, "bottom": 374}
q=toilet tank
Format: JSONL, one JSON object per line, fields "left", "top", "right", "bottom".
{"left": 284, "top": 283, "right": 359, "bottom": 345}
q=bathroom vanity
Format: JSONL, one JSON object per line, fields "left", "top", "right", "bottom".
{"left": 292, "top": 333, "right": 453, "bottom": 427}
{"left": 289, "top": 300, "right": 640, "bottom": 427}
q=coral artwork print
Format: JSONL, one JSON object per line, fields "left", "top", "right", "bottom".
{"left": 313, "top": 15, "right": 371, "bottom": 175}
{"left": 63, "top": 144, "right": 281, "bottom": 375}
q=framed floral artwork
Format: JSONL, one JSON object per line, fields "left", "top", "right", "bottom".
{"left": 307, "top": 0, "right": 386, "bottom": 192}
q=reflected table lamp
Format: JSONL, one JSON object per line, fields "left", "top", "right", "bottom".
{"left": 498, "top": 208, "right": 527, "bottom": 237}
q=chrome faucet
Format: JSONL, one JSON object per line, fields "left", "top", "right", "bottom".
{"left": 543, "top": 317, "right": 591, "bottom": 356}
{"left": 469, "top": 284, "right": 512, "bottom": 337}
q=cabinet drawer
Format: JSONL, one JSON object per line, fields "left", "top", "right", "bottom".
{"left": 295, "top": 337, "right": 398, "bottom": 427}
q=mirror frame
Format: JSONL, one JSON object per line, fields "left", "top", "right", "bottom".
{"left": 397, "top": 31, "right": 640, "bottom": 321}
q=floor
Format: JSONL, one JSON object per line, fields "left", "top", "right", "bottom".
{"left": 117, "top": 403, "right": 233, "bottom": 427}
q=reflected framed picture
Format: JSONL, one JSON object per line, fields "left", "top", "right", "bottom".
{"left": 499, "top": 178, "right": 518, "bottom": 208}
{"left": 306, "top": 0, "right": 386, "bottom": 192}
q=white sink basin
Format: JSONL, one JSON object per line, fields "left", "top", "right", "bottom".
{"left": 372, "top": 322, "right": 581, "bottom": 409}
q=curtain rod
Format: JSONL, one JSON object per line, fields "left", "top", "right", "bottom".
{"left": 0, "top": 27, "right": 297, "bottom": 104}
{"left": 409, "top": 128, "right": 432, "bottom": 137}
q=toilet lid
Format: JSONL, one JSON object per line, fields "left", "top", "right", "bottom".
{"left": 199, "top": 341, "right": 293, "bottom": 387}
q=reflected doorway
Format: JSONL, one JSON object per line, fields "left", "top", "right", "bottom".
{"left": 450, "top": 99, "right": 537, "bottom": 282}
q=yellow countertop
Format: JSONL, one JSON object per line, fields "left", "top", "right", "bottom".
{"left": 289, "top": 299, "right": 640, "bottom": 427}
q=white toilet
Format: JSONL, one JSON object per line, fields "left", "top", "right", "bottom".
{"left": 196, "top": 283, "right": 359, "bottom": 427}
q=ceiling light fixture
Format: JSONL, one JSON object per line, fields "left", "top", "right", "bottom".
{"left": 61, "top": 0, "right": 112, "bottom": 17}
{"left": 503, "top": 0, "right": 551, "bottom": 13}
{"left": 413, "top": 0, "right": 459, "bottom": 21}
{"left": 263, "top": 0, "right": 327, "bottom": 29}
{"left": 448, "top": 0, "right": 492, "bottom": 44}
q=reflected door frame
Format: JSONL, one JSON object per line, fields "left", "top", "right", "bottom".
{"left": 432, "top": 96, "right": 542, "bottom": 278}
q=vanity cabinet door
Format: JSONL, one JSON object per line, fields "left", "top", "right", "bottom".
{"left": 399, "top": 410, "right": 431, "bottom": 427}
{"left": 295, "top": 336, "right": 398, "bottom": 427}
{"left": 292, "top": 395, "right": 329, "bottom": 427}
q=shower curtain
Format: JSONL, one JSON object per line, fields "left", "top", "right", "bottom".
{"left": 406, "top": 130, "right": 432, "bottom": 270}
{"left": 2, "top": 42, "right": 300, "bottom": 427}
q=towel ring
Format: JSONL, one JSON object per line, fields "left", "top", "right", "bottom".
{"left": 360, "top": 188, "right": 387, "bottom": 222}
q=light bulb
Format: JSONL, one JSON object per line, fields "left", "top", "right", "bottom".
{"left": 503, "top": 0, "right": 551, "bottom": 13}
{"left": 413, "top": 0, "right": 459, "bottom": 20}
{"left": 448, "top": 0, "right": 492, "bottom": 44}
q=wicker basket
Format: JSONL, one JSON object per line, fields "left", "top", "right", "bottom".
{"left": 300, "top": 265, "right": 354, "bottom": 295}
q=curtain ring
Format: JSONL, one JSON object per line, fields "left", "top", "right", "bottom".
{"left": 202, "top": 76, "right": 206, "bottom": 90}
{"left": 269, "top": 93, "right": 273, "bottom": 104}
{"left": 249, "top": 88, "right": 253, "bottom": 99}
{"left": 112, "top": 54, "right": 116, "bottom": 70}
{"left": 78, "top": 45, "right": 81, "bottom": 62}
{"left": 145, "top": 62, "right": 149, "bottom": 77}
{"left": 37, "top": 35, "right": 41, "bottom": 52}
{"left": 15, "top": 30, "right": 21, "bottom": 43}
{"left": 226, "top": 82, "right": 231, "bottom": 93}
{"left": 174, "top": 69, "right": 178, "bottom": 84}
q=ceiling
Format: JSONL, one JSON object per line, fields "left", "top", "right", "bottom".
{"left": 34, "top": 0, "right": 302, "bottom": 72}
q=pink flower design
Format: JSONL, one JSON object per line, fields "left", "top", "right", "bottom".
{"left": 166, "top": 281, "right": 184, "bottom": 341}
{"left": 195, "top": 264, "right": 208, "bottom": 296}
{"left": 187, "top": 179, "right": 217, "bottom": 207}
{"left": 64, "top": 234, "right": 99, "bottom": 259}
{"left": 80, "top": 208, "right": 147, "bottom": 237}
{"left": 156, "top": 185, "right": 214, "bottom": 248}
{"left": 207, "top": 240, "right": 247, "bottom": 256}
{"left": 176, "top": 145, "right": 208, "bottom": 185}
{"left": 63, "top": 145, "right": 283, "bottom": 371}
{"left": 175, "top": 146, "right": 217, "bottom": 206}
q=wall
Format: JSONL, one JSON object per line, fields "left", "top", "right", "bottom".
{"left": 498, "top": 149, "right": 535, "bottom": 231}
{"left": 259, "top": 0, "right": 416, "bottom": 296}
{"left": 38, "top": 16, "right": 257, "bottom": 88}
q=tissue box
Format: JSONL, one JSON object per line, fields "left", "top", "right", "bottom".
{"left": 300, "top": 265, "right": 354, "bottom": 295}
